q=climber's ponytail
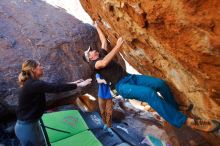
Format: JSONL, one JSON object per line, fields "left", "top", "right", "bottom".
{"left": 18, "top": 59, "right": 38, "bottom": 87}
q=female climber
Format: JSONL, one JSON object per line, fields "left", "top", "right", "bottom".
{"left": 15, "top": 59, "right": 92, "bottom": 146}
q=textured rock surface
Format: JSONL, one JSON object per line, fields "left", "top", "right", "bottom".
{"left": 0, "top": 0, "right": 100, "bottom": 119}
{"left": 80, "top": 0, "right": 220, "bottom": 121}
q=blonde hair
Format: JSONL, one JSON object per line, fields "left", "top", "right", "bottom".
{"left": 18, "top": 59, "right": 38, "bottom": 87}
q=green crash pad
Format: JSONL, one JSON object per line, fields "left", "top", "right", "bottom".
{"left": 51, "top": 130, "right": 102, "bottom": 146}
{"left": 41, "top": 110, "right": 89, "bottom": 143}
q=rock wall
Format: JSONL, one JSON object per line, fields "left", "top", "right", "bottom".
{"left": 80, "top": 0, "right": 220, "bottom": 121}
{"left": 0, "top": 0, "right": 100, "bottom": 120}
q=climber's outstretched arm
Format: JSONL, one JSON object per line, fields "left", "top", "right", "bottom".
{"left": 94, "top": 22, "right": 107, "bottom": 51}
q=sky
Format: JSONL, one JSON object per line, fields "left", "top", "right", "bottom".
{"left": 43, "top": 0, "right": 93, "bottom": 24}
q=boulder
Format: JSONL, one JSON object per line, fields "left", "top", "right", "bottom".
{"left": 80, "top": 0, "right": 220, "bottom": 121}
{"left": 0, "top": 0, "right": 100, "bottom": 117}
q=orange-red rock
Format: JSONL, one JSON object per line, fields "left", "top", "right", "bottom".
{"left": 80, "top": 0, "right": 220, "bottom": 121}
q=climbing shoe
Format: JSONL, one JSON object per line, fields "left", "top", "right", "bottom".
{"left": 190, "top": 120, "right": 220, "bottom": 132}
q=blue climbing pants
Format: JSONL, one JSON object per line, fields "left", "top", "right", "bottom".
{"left": 15, "top": 120, "right": 46, "bottom": 146}
{"left": 115, "top": 74, "right": 187, "bottom": 128}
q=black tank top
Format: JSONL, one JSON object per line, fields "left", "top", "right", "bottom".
{"left": 92, "top": 49, "right": 127, "bottom": 88}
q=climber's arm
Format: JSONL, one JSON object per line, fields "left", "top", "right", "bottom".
{"left": 94, "top": 22, "right": 108, "bottom": 51}
{"left": 95, "top": 37, "right": 123, "bottom": 69}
